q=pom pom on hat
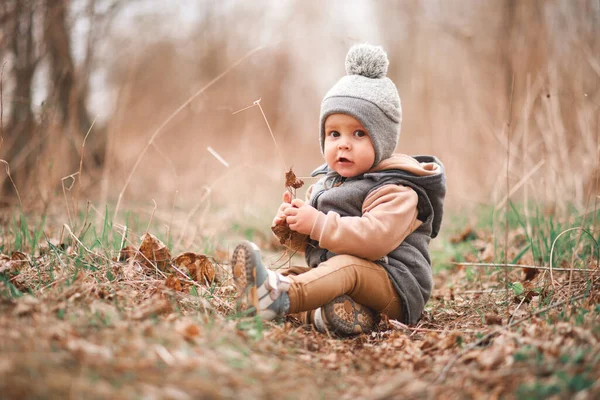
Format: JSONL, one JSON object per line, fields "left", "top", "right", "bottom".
{"left": 345, "top": 44, "right": 389, "bottom": 79}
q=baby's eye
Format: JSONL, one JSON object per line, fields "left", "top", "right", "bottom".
{"left": 354, "top": 130, "right": 367, "bottom": 137}
{"left": 329, "top": 131, "right": 341, "bottom": 138}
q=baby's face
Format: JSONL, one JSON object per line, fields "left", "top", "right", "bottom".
{"left": 323, "top": 114, "right": 375, "bottom": 178}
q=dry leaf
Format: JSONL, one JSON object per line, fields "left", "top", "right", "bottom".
{"left": 11, "top": 251, "right": 28, "bottom": 261}
{"left": 271, "top": 223, "right": 307, "bottom": 250}
{"left": 522, "top": 267, "right": 539, "bottom": 281}
{"left": 285, "top": 168, "right": 304, "bottom": 190}
{"left": 165, "top": 276, "right": 184, "bottom": 292}
{"left": 13, "top": 295, "right": 39, "bottom": 316}
{"left": 119, "top": 245, "right": 138, "bottom": 262}
{"left": 132, "top": 297, "right": 172, "bottom": 320}
{"left": 135, "top": 233, "right": 171, "bottom": 272}
{"left": 176, "top": 322, "right": 201, "bottom": 341}
{"left": 479, "top": 243, "right": 494, "bottom": 262}
{"left": 477, "top": 346, "right": 505, "bottom": 369}
{"left": 173, "top": 252, "right": 215, "bottom": 284}
{"left": 450, "top": 225, "right": 475, "bottom": 244}
{"left": 485, "top": 313, "right": 503, "bottom": 326}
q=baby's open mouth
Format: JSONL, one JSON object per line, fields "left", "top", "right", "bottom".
{"left": 338, "top": 157, "right": 352, "bottom": 163}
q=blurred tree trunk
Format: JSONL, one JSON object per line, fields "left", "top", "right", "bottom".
{"left": 8, "top": 0, "right": 36, "bottom": 145}
{"left": 2, "top": 0, "right": 39, "bottom": 196}
{"left": 45, "top": 0, "right": 92, "bottom": 140}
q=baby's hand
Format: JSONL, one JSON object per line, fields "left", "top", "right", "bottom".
{"left": 272, "top": 191, "right": 293, "bottom": 226}
{"left": 284, "top": 199, "right": 319, "bottom": 235}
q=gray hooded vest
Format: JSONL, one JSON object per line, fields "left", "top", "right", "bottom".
{"left": 305, "top": 155, "right": 446, "bottom": 324}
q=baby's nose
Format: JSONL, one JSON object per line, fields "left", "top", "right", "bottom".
{"left": 338, "top": 140, "right": 350, "bottom": 149}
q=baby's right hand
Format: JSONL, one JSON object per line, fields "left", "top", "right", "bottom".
{"left": 272, "top": 191, "right": 293, "bottom": 226}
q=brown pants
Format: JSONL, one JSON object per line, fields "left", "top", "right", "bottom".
{"left": 281, "top": 254, "right": 403, "bottom": 322}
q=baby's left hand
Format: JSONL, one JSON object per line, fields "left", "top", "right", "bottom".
{"left": 284, "top": 199, "right": 319, "bottom": 236}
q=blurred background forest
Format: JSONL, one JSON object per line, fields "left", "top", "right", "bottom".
{"left": 0, "top": 0, "right": 599, "bottom": 226}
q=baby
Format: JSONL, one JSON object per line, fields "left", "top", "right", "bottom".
{"left": 231, "top": 44, "right": 446, "bottom": 335}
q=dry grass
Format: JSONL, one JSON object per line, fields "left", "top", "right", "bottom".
{"left": 0, "top": 211, "right": 598, "bottom": 399}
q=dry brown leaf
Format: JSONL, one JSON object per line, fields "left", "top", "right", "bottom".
{"left": 485, "top": 313, "right": 503, "bottom": 326}
{"left": 522, "top": 266, "right": 539, "bottom": 281}
{"left": 173, "top": 252, "right": 215, "bottom": 284}
{"left": 132, "top": 297, "right": 172, "bottom": 320}
{"left": 479, "top": 243, "right": 494, "bottom": 262}
{"left": 12, "top": 295, "right": 39, "bottom": 316}
{"left": 135, "top": 233, "right": 171, "bottom": 272}
{"left": 285, "top": 167, "right": 304, "bottom": 190}
{"left": 271, "top": 223, "right": 307, "bottom": 250}
{"left": 11, "top": 251, "right": 27, "bottom": 261}
{"left": 450, "top": 225, "right": 475, "bottom": 244}
{"left": 176, "top": 322, "right": 201, "bottom": 341}
{"left": 477, "top": 346, "right": 506, "bottom": 369}
{"left": 165, "top": 276, "right": 184, "bottom": 292}
{"left": 119, "top": 245, "right": 138, "bottom": 262}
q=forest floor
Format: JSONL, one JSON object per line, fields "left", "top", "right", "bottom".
{"left": 0, "top": 206, "right": 598, "bottom": 399}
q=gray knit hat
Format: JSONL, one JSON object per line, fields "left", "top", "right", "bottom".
{"left": 320, "top": 44, "right": 402, "bottom": 167}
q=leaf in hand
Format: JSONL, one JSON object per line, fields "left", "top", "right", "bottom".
{"left": 285, "top": 168, "right": 304, "bottom": 190}
{"left": 272, "top": 222, "right": 306, "bottom": 249}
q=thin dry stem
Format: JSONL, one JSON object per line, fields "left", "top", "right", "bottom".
{"left": 0, "top": 160, "right": 23, "bottom": 210}
{"left": 233, "top": 98, "right": 286, "bottom": 170}
{"left": 453, "top": 261, "right": 597, "bottom": 273}
{"left": 61, "top": 172, "right": 79, "bottom": 228}
{"left": 494, "top": 159, "right": 545, "bottom": 212}
{"left": 175, "top": 186, "right": 211, "bottom": 250}
{"left": 169, "top": 263, "right": 231, "bottom": 311}
{"left": 113, "top": 44, "right": 266, "bottom": 222}
{"left": 62, "top": 224, "right": 109, "bottom": 262}
{"left": 166, "top": 190, "right": 178, "bottom": 249}
{"left": 146, "top": 199, "right": 157, "bottom": 234}
{"left": 504, "top": 73, "right": 515, "bottom": 302}
{"left": 255, "top": 99, "right": 286, "bottom": 170}
{"left": 549, "top": 227, "right": 599, "bottom": 290}
{"left": 78, "top": 200, "right": 91, "bottom": 237}
{"left": 74, "top": 115, "right": 97, "bottom": 217}
{"left": 0, "top": 62, "right": 5, "bottom": 152}
{"left": 206, "top": 146, "right": 229, "bottom": 168}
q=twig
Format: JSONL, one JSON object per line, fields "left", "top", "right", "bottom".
{"left": 508, "top": 295, "right": 527, "bottom": 326}
{"left": 61, "top": 172, "right": 79, "bottom": 228}
{"left": 0, "top": 62, "right": 5, "bottom": 152}
{"left": 504, "top": 73, "right": 515, "bottom": 303}
{"left": 207, "top": 146, "right": 229, "bottom": 168}
{"left": 166, "top": 190, "right": 178, "bottom": 249}
{"left": 435, "top": 293, "right": 589, "bottom": 383}
{"left": 78, "top": 200, "right": 91, "bottom": 237}
{"left": 174, "top": 186, "right": 211, "bottom": 250}
{"left": 452, "top": 261, "right": 597, "bottom": 273}
{"left": 74, "top": 115, "right": 97, "bottom": 218}
{"left": 549, "top": 228, "right": 599, "bottom": 290}
{"left": 232, "top": 103, "right": 257, "bottom": 115}
{"left": 62, "top": 224, "right": 108, "bottom": 262}
{"left": 494, "top": 159, "right": 545, "bottom": 211}
{"left": 255, "top": 99, "right": 286, "bottom": 169}
{"left": 170, "top": 263, "right": 231, "bottom": 311}
{"left": 113, "top": 44, "right": 266, "bottom": 222}
{"left": 234, "top": 98, "right": 286, "bottom": 170}
{"left": 0, "top": 160, "right": 23, "bottom": 210}
{"left": 146, "top": 199, "right": 157, "bottom": 234}
{"left": 388, "top": 320, "right": 482, "bottom": 334}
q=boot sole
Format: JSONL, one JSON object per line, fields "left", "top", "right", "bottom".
{"left": 231, "top": 242, "right": 259, "bottom": 313}
{"left": 322, "top": 295, "right": 376, "bottom": 336}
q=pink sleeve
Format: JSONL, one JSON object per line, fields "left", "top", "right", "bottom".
{"left": 309, "top": 184, "right": 421, "bottom": 260}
